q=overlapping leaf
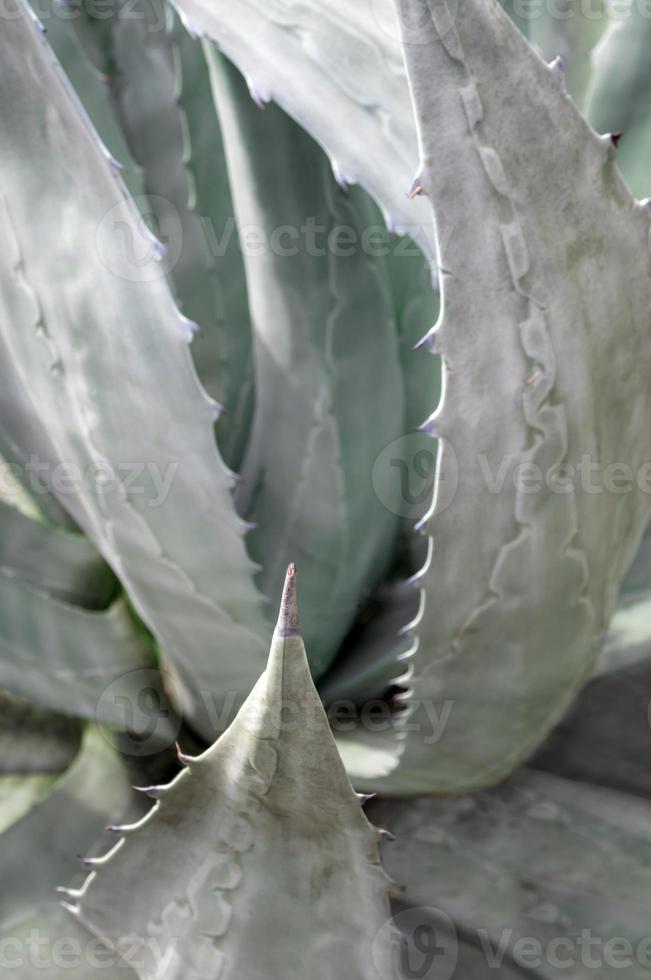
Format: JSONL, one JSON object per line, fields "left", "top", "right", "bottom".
{"left": 0, "top": 499, "right": 115, "bottom": 608}
{"left": 0, "top": 691, "right": 82, "bottom": 773}
{"left": 371, "top": 771, "right": 651, "bottom": 979}
{"left": 72, "top": 0, "right": 254, "bottom": 467}
{"left": 0, "top": 1, "right": 268, "bottom": 738}
{"left": 523, "top": 0, "right": 607, "bottom": 106}
{"left": 585, "top": 2, "right": 651, "bottom": 199}
{"left": 169, "top": 0, "right": 435, "bottom": 261}
{"left": 0, "top": 568, "right": 174, "bottom": 734}
{"left": 341, "top": 0, "right": 651, "bottom": 794}
{"left": 210, "top": 54, "right": 406, "bottom": 678}
{"left": 0, "top": 726, "right": 139, "bottom": 979}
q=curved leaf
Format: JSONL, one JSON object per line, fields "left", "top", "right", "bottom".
{"left": 210, "top": 53, "right": 406, "bottom": 678}
{"left": 0, "top": 452, "right": 42, "bottom": 520}
{"left": 53, "top": 0, "right": 256, "bottom": 468}
{"left": 0, "top": 0, "right": 268, "bottom": 738}
{"left": 169, "top": 0, "right": 436, "bottom": 261}
{"left": 525, "top": 0, "right": 607, "bottom": 106}
{"left": 0, "top": 407, "right": 78, "bottom": 532}
{"left": 319, "top": 578, "right": 419, "bottom": 706}
{"left": 596, "top": 520, "right": 651, "bottom": 677}
{"left": 173, "top": 21, "right": 255, "bottom": 470}
{"left": 0, "top": 726, "right": 139, "bottom": 978}
{"left": 1, "top": 725, "right": 135, "bottom": 923}
{"left": 533, "top": 655, "right": 651, "bottom": 802}
{"left": 0, "top": 691, "right": 82, "bottom": 774}
{"left": 371, "top": 771, "right": 651, "bottom": 980}
{"left": 0, "top": 569, "right": 173, "bottom": 735}
{"left": 75, "top": 0, "right": 254, "bottom": 468}
{"left": 585, "top": 3, "right": 651, "bottom": 199}
{"left": 0, "top": 775, "right": 59, "bottom": 835}
{"left": 0, "top": 499, "right": 115, "bottom": 608}
{"left": 344, "top": 0, "right": 651, "bottom": 794}
{"left": 386, "top": 239, "right": 440, "bottom": 435}
{"left": 37, "top": 0, "right": 145, "bottom": 200}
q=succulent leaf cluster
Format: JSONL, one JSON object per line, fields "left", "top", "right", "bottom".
{"left": 1, "top": 0, "right": 651, "bottom": 975}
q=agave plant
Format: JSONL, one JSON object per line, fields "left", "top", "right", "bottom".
{"left": 2, "top": 0, "right": 651, "bottom": 975}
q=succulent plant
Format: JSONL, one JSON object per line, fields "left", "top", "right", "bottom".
{"left": 2, "top": 0, "right": 651, "bottom": 975}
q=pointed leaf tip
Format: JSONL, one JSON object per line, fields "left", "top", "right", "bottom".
{"left": 275, "top": 563, "right": 301, "bottom": 637}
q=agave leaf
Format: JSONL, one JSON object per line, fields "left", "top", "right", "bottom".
{"left": 0, "top": 569, "right": 174, "bottom": 736}
{"left": 173, "top": 20, "right": 255, "bottom": 470}
{"left": 524, "top": 0, "right": 607, "bottom": 106}
{"left": 86, "top": 0, "right": 225, "bottom": 395}
{"left": 72, "top": 567, "right": 394, "bottom": 980}
{"left": 0, "top": 691, "right": 82, "bottom": 774}
{"left": 1, "top": 725, "right": 135, "bottom": 923}
{"left": 0, "top": 0, "right": 269, "bottom": 736}
{"left": 0, "top": 499, "right": 115, "bottom": 608}
{"left": 318, "top": 235, "right": 439, "bottom": 702}
{"left": 498, "top": 0, "right": 530, "bottom": 35}
{"left": 390, "top": 897, "right": 536, "bottom": 980}
{"left": 595, "top": 519, "right": 651, "bottom": 677}
{"left": 600, "top": 596, "right": 651, "bottom": 675}
{"left": 371, "top": 771, "right": 651, "bottom": 980}
{"left": 169, "top": 0, "right": 436, "bottom": 261}
{"left": 534, "top": 527, "right": 651, "bottom": 799}
{"left": 209, "top": 52, "right": 405, "bottom": 679}
{"left": 45, "top": 0, "right": 255, "bottom": 469}
{"left": 59, "top": 0, "right": 114, "bottom": 71}
{"left": 585, "top": 4, "right": 651, "bottom": 199}
{"left": 36, "top": 0, "right": 145, "bottom": 200}
{"left": 1, "top": 905, "right": 138, "bottom": 980}
{"left": 0, "top": 726, "right": 139, "bottom": 978}
{"left": 0, "top": 401, "right": 78, "bottom": 531}
{"left": 319, "top": 579, "right": 420, "bottom": 706}
{"left": 0, "top": 774, "right": 60, "bottom": 835}
{"left": 386, "top": 239, "right": 441, "bottom": 437}
{"left": 533, "top": 656, "right": 651, "bottom": 802}
{"left": 341, "top": 0, "right": 651, "bottom": 794}
{"left": 0, "top": 451, "right": 42, "bottom": 519}
{"left": 78, "top": 0, "right": 254, "bottom": 468}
